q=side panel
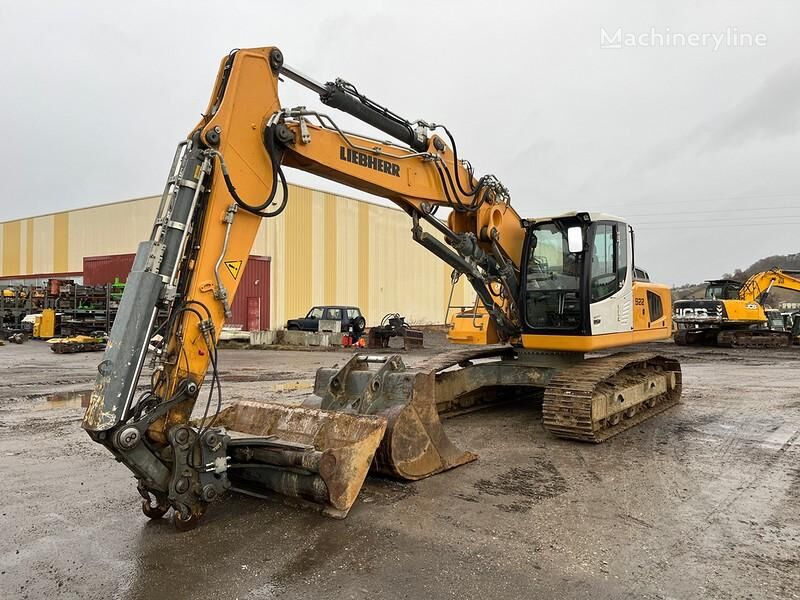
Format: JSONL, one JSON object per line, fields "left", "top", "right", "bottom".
{"left": 722, "top": 299, "right": 767, "bottom": 323}
{"left": 633, "top": 282, "right": 672, "bottom": 332}
{"left": 589, "top": 224, "right": 632, "bottom": 335}
{"left": 521, "top": 327, "right": 669, "bottom": 351}
{"left": 589, "top": 287, "right": 632, "bottom": 335}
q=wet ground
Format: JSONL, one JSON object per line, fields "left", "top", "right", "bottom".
{"left": 1, "top": 335, "right": 799, "bottom": 599}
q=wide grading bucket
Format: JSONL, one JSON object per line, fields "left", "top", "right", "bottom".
{"left": 211, "top": 402, "right": 386, "bottom": 518}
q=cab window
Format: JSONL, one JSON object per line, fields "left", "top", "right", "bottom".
{"left": 590, "top": 223, "right": 627, "bottom": 302}
{"left": 646, "top": 290, "right": 664, "bottom": 321}
{"left": 307, "top": 307, "right": 324, "bottom": 319}
{"left": 524, "top": 223, "right": 582, "bottom": 330}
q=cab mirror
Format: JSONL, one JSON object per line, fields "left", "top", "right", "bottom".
{"left": 567, "top": 226, "right": 584, "bottom": 253}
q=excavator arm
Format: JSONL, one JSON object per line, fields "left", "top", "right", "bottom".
{"left": 739, "top": 269, "right": 800, "bottom": 305}
{"left": 82, "top": 46, "right": 528, "bottom": 527}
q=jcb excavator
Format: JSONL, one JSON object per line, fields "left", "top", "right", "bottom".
{"left": 82, "top": 47, "right": 681, "bottom": 530}
{"left": 673, "top": 269, "right": 800, "bottom": 347}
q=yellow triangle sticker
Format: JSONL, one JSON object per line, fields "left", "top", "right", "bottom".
{"left": 224, "top": 260, "right": 242, "bottom": 279}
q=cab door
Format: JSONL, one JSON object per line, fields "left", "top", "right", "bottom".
{"left": 588, "top": 222, "right": 632, "bottom": 335}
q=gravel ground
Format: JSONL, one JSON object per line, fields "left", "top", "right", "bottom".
{"left": 0, "top": 334, "right": 798, "bottom": 599}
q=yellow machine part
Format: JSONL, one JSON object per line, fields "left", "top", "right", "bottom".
{"left": 720, "top": 299, "right": 766, "bottom": 323}
{"left": 447, "top": 306, "right": 498, "bottom": 345}
{"left": 522, "top": 283, "right": 672, "bottom": 351}
{"left": 37, "top": 309, "right": 56, "bottom": 338}
{"left": 47, "top": 335, "right": 100, "bottom": 345}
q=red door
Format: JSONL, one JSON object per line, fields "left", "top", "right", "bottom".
{"left": 246, "top": 297, "right": 261, "bottom": 331}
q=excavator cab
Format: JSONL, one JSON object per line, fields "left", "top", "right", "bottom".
{"left": 518, "top": 212, "right": 672, "bottom": 351}
{"left": 704, "top": 280, "right": 742, "bottom": 300}
{"left": 447, "top": 211, "right": 673, "bottom": 351}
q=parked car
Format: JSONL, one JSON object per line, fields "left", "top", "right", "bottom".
{"left": 286, "top": 306, "right": 366, "bottom": 335}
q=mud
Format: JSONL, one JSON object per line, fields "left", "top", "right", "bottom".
{"left": 0, "top": 336, "right": 798, "bottom": 599}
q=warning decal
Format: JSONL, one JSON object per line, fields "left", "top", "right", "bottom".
{"left": 224, "top": 260, "right": 242, "bottom": 279}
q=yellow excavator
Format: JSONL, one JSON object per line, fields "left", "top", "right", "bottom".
{"left": 83, "top": 46, "right": 681, "bottom": 530}
{"left": 673, "top": 269, "right": 800, "bottom": 347}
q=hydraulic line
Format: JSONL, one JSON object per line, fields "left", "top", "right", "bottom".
{"left": 208, "top": 129, "right": 289, "bottom": 218}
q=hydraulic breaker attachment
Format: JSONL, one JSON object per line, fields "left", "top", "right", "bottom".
{"left": 210, "top": 402, "right": 386, "bottom": 517}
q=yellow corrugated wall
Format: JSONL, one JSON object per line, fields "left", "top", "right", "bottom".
{"left": 1, "top": 186, "right": 477, "bottom": 326}
{"left": 67, "top": 197, "right": 161, "bottom": 271}
{"left": 2, "top": 220, "right": 19, "bottom": 275}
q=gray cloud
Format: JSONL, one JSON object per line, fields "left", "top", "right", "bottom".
{"left": 699, "top": 60, "right": 800, "bottom": 148}
{"left": 631, "top": 60, "right": 800, "bottom": 173}
{"left": 0, "top": 1, "right": 798, "bottom": 285}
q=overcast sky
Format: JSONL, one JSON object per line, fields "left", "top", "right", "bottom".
{"left": 1, "top": 1, "right": 798, "bottom": 284}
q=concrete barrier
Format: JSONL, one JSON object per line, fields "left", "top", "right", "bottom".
{"left": 249, "top": 330, "right": 276, "bottom": 347}
{"left": 243, "top": 329, "right": 348, "bottom": 348}
{"left": 280, "top": 330, "right": 346, "bottom": 347}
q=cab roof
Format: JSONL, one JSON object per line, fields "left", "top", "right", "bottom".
{"left": 533, "top": 211, "right": 626, "bottom": 224}
{"left": 705, "top": 279, "right": 742, "bottom": 286}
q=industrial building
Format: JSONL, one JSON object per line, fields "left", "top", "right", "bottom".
{"left": 0, "top": 183, "right": 474, "bottom": 330}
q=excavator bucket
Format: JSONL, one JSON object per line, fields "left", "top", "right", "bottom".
{"left": 211, "top": 402, "right": 386, "bottom": 518}
{"left": 305, "top": 353, "right": 489, "bottom": 480}
{"left": 218, "top": 347, "right": 540, "bottom": 517}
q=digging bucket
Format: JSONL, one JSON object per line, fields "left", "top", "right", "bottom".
{"left": 308, "top": 354, "right": 479, "bottom": 481}
{"left": 212, "top": 401, "right": 387, "bottom": 518}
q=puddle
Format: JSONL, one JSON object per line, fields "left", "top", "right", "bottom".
{"left": 39, "top": 390, "right": 92, "bottom": 410}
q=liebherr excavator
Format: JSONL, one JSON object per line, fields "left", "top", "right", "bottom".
{"left": 82, "top": 47, "right": 682, "bottom": 530}
{"left": 674, "top": 268, "right": 800, "bottom": 347}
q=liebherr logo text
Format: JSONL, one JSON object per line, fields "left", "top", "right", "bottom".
{"left": 340, "top": 147, "right": 400, "bottom": 177}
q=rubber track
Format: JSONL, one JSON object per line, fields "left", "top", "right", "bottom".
{"left": 542, "top": 352, "right": 682, "bottom": 443}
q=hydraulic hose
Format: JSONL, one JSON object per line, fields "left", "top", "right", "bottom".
{"left": 210, "top": 126, "right": 289, "bottom": 218}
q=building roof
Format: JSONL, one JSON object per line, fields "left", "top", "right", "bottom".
{"left": 0, "top": 182, "right": 404, "bottom": 225}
